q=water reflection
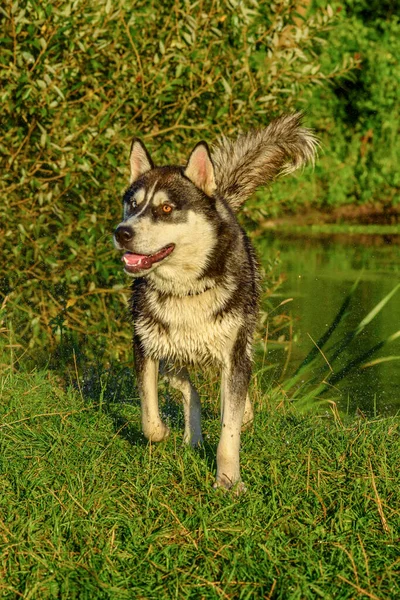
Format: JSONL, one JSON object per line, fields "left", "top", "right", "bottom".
{"left": 255, "top": 231, "right": 400, "bottom": 415}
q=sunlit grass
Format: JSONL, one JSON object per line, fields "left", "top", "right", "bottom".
{"left": 1, "top": 359, "right": 399, "bottom": 598}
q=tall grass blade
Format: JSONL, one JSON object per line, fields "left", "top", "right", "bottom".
{"left": 354, "top": 283, "right": 400, "bottom": 336}
{"left": 362, "top": 355, "right": 400, "bottom": 368}
{"left": 307, "top": 282, "right": 400, "bottom": 386}
{"left": 283, "top": 280, "right": 359, "bottom": 392}
{"left": 327, "top": 282, "right": 400, "bottom": 367}
{"left": 293, "top": 279, "right": 359, "bottom": 376}
{"left": 284, "top": 284, "right": 400, "bottom": 401}
{"left": 325, "top": 330, "right": 400, "bottom": 388}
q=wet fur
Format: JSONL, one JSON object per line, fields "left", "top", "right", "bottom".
{"left": 113, "top": 113, "right": 317, "bottom": 491}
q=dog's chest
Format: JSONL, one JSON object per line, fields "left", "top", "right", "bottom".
{"left": 135, "top": 287, "right": 241, "bottom": 365}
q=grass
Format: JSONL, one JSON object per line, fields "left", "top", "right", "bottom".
{"left": 1, "top": 362, "right": 399, "bottom": 599}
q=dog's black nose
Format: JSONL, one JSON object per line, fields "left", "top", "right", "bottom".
{"left": 115, "top": 225, "right": 134, "bottom": 245}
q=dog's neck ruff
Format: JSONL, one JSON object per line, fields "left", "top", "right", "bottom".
{"left": 148, "top": 278, "right": 216, "bottom": 298}
{"left": 184, "top": 283, "right": 215, "bottom": 297}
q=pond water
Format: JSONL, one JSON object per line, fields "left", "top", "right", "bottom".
{"left": 255, "top": 230, "right": 400, "bottom": 416}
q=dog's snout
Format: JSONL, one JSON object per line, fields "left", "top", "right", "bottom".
{"left": 115, "top": 225, "right": 134, "bottom": 245}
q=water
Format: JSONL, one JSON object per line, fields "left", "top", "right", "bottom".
{"left": 255, "top": 230, "right": 400, "bottom": 415}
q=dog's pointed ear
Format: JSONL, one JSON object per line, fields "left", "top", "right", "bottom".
{"left": 129, "top": 139, "right": 154, "bottom": 183}
{"left": 184, "top": 142, "right": 216, "bottom": 197}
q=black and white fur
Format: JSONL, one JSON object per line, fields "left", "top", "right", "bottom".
{"left": 113, "top": 113, "right": 317, "bottom": 492}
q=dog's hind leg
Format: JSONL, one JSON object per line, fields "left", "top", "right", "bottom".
{"left": 161, "top": 363, "right": 203, "bottom": 447}
{"left": 134, "top": 337, "right": 169, "bottom": 442}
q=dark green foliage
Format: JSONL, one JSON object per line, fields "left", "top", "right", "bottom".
{"left": 266, "top": 1, "right": 400, "bottom": 215}
{"left": 2, "top": 1, "right": 398, "bottom": 359}
{"left": 1, "top": 0, "right": 355, "bottom": 356}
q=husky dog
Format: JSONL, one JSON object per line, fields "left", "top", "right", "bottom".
{"left": 114, "top": 113, "right": 317, "bottom": 491}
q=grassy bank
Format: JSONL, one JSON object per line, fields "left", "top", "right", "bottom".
{"left": 1, "top": 365, "right": 399, "bottom": 599}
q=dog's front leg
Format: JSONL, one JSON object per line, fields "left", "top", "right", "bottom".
{"left": 214, "top": 350, "right": 251, "bottom": 493}
{"left": 134, "top": 338, "right": 169, "bottom": 442}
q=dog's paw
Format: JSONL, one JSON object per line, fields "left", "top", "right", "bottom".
{"left": 145, "top": 423, "right": 170, "bottom": 442}
{"left": 213, "top": 477, "right": 247, "bottom": 496}
{"left": 183, "top": 431, "right": 204, "bottom": 447}
{"left": 191, "top": 435, "right": 204, "bottom": 448}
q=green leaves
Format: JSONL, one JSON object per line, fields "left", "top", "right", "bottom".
{"left": 0, "top": 0, "right": 359, "bottom": 358}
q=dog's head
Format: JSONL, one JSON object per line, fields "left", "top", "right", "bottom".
{"left": 114, "top": 139, "right": 219, "bottom": 284}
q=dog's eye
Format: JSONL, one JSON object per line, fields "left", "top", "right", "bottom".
{"left": 162, "top": 204, "right": 173, "bottom": 214}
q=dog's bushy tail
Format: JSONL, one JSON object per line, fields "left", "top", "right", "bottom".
{"left": 211, "top": 112, "right": 318, "bottom": 212}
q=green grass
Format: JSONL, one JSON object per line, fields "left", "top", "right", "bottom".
{"left": 1, "top": 365, "right": 399, "bottom": 599}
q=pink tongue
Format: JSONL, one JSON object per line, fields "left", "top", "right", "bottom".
{"left": 122, "top": 253, "right": 152, "bottom": 269}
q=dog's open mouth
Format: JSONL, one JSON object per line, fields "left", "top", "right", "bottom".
{"left": 122, "top": 244, "right": 175, "bottom": 273}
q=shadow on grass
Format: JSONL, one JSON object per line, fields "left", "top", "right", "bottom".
{"left": 77, "top": 357, "right": 220, "bottom": 463}
{"left": 161, "top": 391, "right": 219, "bottom": 464}
{"left": 104, "top": 409, "right": 145, "bottom": 447}
{"left": 45, "top": 328, "right": 223, "bottom": 463}
{"left": 78, "top": 359, "right": 146, "bottom": 447}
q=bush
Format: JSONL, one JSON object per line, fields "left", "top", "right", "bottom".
{"left": 264, "top": 1, "right": 400, "bottom": 216}
{"left": 0, "top": 0, "right": 355, "bottom": 358}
